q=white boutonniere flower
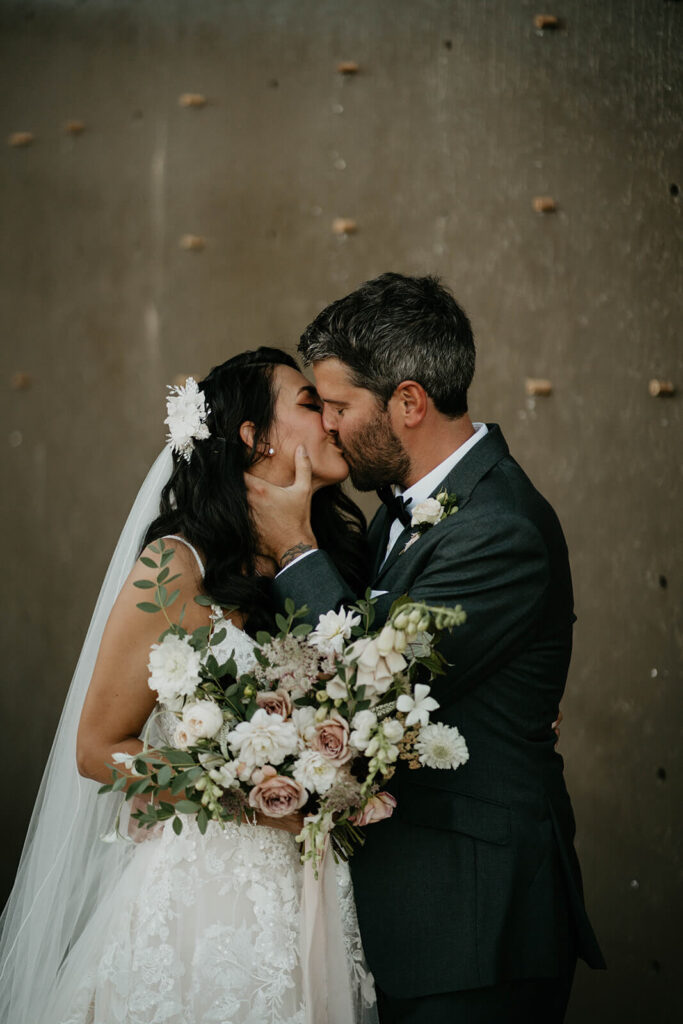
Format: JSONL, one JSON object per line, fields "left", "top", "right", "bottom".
{"left": 400, "top": 490, "right": 459, "bottom": 555}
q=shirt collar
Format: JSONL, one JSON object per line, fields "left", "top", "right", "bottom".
{"left": 397, "top": 422, "right": 488, "bottom": 510}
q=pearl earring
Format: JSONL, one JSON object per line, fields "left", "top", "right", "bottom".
{"left": 268, "top": 447, "right": 275, "bottom": 456}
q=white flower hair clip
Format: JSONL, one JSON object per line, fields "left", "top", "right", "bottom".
{"left": 164, "top": 376, "right": 211, "bottom": 462}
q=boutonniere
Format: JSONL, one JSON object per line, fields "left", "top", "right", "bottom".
{"left": 400, "top": 490, "right": 459, "bottom": 554}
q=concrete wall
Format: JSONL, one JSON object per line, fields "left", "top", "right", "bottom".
{"left": 1, "top": 1, "right": 681, "bottom": 1020}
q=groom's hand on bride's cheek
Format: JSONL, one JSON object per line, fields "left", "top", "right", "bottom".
{"left": 244, "top": 445, "right": 317, "bottom": 567}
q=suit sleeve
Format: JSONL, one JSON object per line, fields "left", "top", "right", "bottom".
{"left": 272, "top": 550, "right": 357, "bottom": 623}
{"left": 403, "top": 511, "right": 551, "bottom": 701}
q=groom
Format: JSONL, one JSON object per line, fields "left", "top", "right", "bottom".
{"left": 247, "top": 273, "right": 605, "bottom": 1022}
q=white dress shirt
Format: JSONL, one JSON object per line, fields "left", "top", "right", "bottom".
{"left": 380, "top": 422, "right": 488, "bottom": 566}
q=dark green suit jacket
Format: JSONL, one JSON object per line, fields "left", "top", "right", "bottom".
{"left": 273, "top": 424, "right": 605, "bottom": 998}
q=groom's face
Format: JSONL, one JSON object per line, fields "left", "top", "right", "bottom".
{"left": 312, "top": 358, "right": 411, "bottom": 491}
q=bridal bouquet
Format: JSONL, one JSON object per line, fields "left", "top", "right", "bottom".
{"left": 99, "top": 540, "right": 469, "bottom": 871}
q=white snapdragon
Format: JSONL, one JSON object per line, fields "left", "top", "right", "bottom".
{"left": 208, "top": 760, "right": 241, "bottom": 790}
{"left": 396, "top": 683, "right": 440, "bottom": 727}
{"left": 416, "top": 722, "right": 469, "bottom": 770}
{"left": 292, "top": 750, "right": 339, "bottom": 794}
{"left": 380, "top": 717, "right": 405, "bottom": 744}
{"left": 308, "top": 607, "right": 361, "bottom": 655}
{"left": 349, "top": 709, "right": 378, "bottom": 752}
{"left": 227, "top": 709, "right": 299, "bottom": 768}
{"left": 148, "top": 633, "right": 202, "bottom": 705}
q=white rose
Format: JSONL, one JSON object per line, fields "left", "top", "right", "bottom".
{"left": 292, "top": 706, "right": 318, "bottom": 745}
{"left": 182, "top": 700, "right": 223, "bottom": 739}
{"left": 411, "top": 498, "right": 443, "bottom": 527}
{"left": 292, "top": 750, "right": 339, "bottom": 794}
{"left": 148, "top": 633, "right": 202, "bottom": 704}
{"left": 308, "top": 607, "right": 361, "bottom": 654}
{"left": 227, "top": 709, "right": 300, "bottom": 768}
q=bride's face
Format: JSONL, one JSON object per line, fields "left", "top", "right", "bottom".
{"left": 248, "top": 364, "right": 349, "bottom": 489}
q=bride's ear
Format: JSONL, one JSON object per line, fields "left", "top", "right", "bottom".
{"left": 239, "top": 421, "right": 256, "bottom": 449}
{"left": 239, "top": 421, "right": 273, "bottom": 458}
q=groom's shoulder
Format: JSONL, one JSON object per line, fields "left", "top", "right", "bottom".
{"left": 468, "top": 445, "right": 566, "bottom": 545}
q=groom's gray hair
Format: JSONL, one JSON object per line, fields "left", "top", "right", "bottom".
{"left": 298, "top": 273, "right": 476, "bottom": 418}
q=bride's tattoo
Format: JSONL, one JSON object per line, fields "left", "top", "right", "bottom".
{"left": 279, "top": 542, "right": 315, "bottom": 570}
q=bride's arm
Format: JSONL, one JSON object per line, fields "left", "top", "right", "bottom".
{"left": 76, "top": 542, "right": 210, "bottom": 786}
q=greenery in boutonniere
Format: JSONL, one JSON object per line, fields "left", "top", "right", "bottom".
{"left": 401, "top": 490, "right": 459, "bottom": 554}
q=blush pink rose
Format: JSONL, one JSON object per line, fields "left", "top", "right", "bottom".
{"left": 312, "top": 711, "right": 352, "bottom": 767}
{"left": 350, "top": 791, "right": 397, "bottom": 826}
{"left": 256, "top": 689, "right": 293, "bottom": 719}
{"left": 248, "top": 771, "right": 308, "bottom": 818}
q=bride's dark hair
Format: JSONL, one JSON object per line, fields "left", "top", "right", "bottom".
{"left": 143, "top": 348, "right": 369, "bottom": 634}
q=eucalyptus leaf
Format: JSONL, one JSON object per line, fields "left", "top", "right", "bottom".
{"left": 194, "top": 594, "right": 213, "bottom": 607}
{"left": 172, "top": 815, "right": 183, "bottom": 835}
{"left": 140, "top": 556, "right": 157, "bottom": 569}
{"left": 158, "top": 567, "right": 170, "bottom": 584}
{"left": 133, "top": 579, "right": 155, "bottom": 590}
{"left": 160, "top": 549, "right": 175, "bottom": 567}
{"left": 292, "top": 623, "right": 312, "bottom": 637}
{"left": 211, "top": 628, "right": 227, "bottom": 647}
{"left": 136, "top": 601, "right": 161, "bottom": 614}
{"left": 284, "top": 597, "right": 295, "bottom": 615}
{"left": 197, "top": 807, "right": 209, "bottom": 835}
{"left": 176, "top": 799, "right": 201, "bottom": 814}
{"left": 156, "top": 764, "right": 173, "bottom": 787}
{"left": 166, "top": 589, "right": 180, "bottom": 608}
{"left": 256, "top": 632, "right": 272, "bottom": 646}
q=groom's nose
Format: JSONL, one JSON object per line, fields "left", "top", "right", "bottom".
{"left": 321, "top": 406, "right": 337, "bottom": 436}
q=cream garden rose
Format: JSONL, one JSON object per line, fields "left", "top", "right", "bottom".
{"left": 182, "top": 700, "right": 223, "bottom": 739}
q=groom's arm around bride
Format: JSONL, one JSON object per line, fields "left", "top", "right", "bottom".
{"left": 248, "top": 273, "right": 605, "bottom": 1023}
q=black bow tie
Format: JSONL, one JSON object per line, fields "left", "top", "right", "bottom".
{"left": 377, "top": 485, "right": 412, "bottom": 529}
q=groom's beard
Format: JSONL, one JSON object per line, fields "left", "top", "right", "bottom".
{"left": 337, "top": 410, "right": 411, "bottom": 491}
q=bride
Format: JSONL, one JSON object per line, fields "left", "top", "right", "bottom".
{"left": 0, "top": 348, "right": 378, "bottom": 1024}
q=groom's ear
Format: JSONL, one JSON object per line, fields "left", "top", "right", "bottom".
{"left": 391, "top": 380, "right": 428, "bottom": 428}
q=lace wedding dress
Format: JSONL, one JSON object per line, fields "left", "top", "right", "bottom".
{"left": 44, "top": 539, "right": 377, "bottom": 1024}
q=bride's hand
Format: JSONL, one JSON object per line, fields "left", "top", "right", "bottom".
{"left": 253, "top": 810, "right": 305, "bottom": 835}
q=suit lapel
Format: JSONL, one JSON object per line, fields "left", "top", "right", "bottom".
{"left": 372, "top": 424, "right": 510, "bottom": 585}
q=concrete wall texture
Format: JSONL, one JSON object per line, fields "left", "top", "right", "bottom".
{"left": 1, "top": 1, "right": 681, "bottom": 1020}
